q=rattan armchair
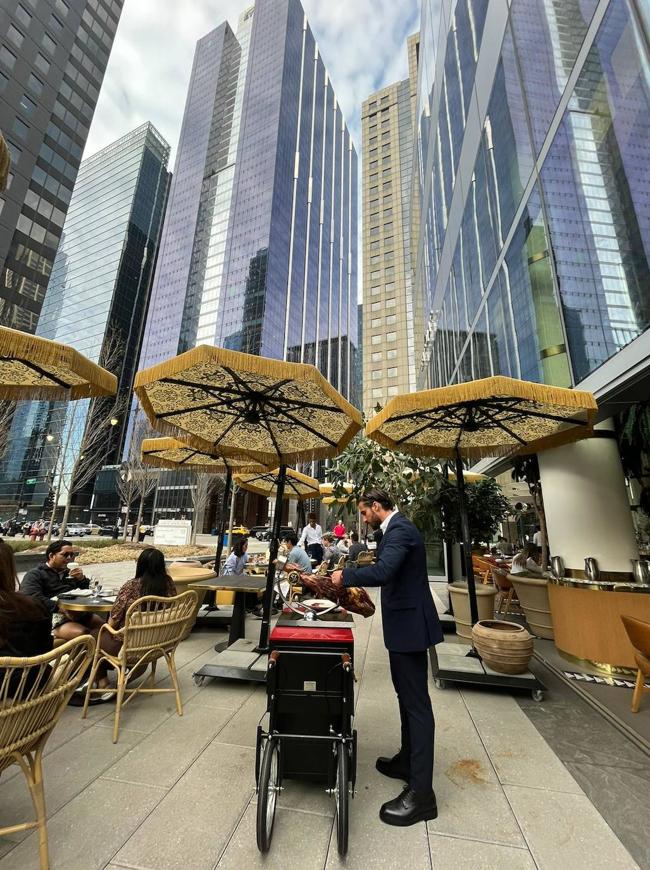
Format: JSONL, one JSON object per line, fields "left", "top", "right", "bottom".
{"left": 621, "top": 615, "right": 650, "bottom": 713}
{"left": 82, "top": 590, "right": 198, "bottom": 743}
{"left": 0, "top": 636, "right": 95, "bottom": 870}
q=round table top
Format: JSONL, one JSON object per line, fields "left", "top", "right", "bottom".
{"left": 167, "top": 564, "right": 217, "bottom": 584}
{"left": 57, "top": 595, "right": 114, "bottom": 613}
{"left": 189, "top": 575, "right": 268, "bottom": 593}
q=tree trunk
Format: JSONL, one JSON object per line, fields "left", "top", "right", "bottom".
{"left": 59, "top": 496, "right": 73, "bottom": 540}
{"left": 535, "top": 485, "right": 549, "bottom": 571}
{"left": 46, "top": 475, "right": 63, "bottom": 543}
{"left": 135, "top": 493, "right": 145, "bottom": 541}
{"left": 121, "top": 510, "right": 130, "bottom": 543}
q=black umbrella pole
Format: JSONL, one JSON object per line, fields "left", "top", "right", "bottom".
{"left": 258, "top": 464, "right": 286, "bottom": 652}
{"left": 213, "top": 470, "right": 232, "bottom": 577}
{"left": 455, "top": 450, "right": 479, "bottom": 626}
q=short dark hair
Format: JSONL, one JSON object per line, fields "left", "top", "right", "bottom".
{"left": 322, "top": 533, "right": 334, "bottom": 544}
{"left": 359, "top": 488, "right": 394, "bottom": 511}
{"left": 46, "top": 539, "right": 73, "bottom": 560}
{"left": 282, "top": 531, "right": 298, "bottom": 546}
{"left": 307, "top": 512, "right": 317, "bottom": 521}
{"left": 350, "top": 530, "right": 359, "bottom": 542}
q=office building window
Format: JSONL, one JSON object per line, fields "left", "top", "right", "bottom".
{"left": 7, "top": 25, "right": 25, "bottom": 49}
{"left": 371, "top": 334, "right": 382, "bottom": 345}
{"left": 386, "top": 314, "right": 396, "bottom": 325}
{"left": 371, "top": 351, "right": 382, "bottom": 362}
{"left": 371, "top": 369, "right": 382, "bottom": 380}
{"left": 387, "top": 367, "right": 397, "bottom": 378}
{"left": 16, "top": 5, "right": 32, "bottom": 27}
{"left": 0, "top": 46, "right": 17, "bottom": 70}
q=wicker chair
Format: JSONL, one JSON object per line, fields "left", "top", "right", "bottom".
{"left": 0, "top": 636, "right": 95, "bottom": 870}
{"left": 621, "top": 615, "right": 650, "bottom": 713}
{"left": 472, "top": 556, "right": 495, "bottom": 585}
{"left": 82, "top": 590, "right": 198, "bottom": 743}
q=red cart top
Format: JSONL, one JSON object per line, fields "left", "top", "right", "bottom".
{"left": 270, "top": 625, "right": 354, "bottom": 644}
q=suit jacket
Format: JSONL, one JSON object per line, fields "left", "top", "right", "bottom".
{"left": 341, "top": 512, "right": 443, "bottom": 652}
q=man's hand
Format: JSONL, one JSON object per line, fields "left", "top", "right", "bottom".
{"left": 69, "top": 566, "right": 84, "bottom": 582}
{"left": 331, "top": 570, "right": 343, "bottom": 587}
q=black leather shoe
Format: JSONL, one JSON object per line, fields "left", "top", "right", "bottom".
{"left": 376, "top": 754, "right": 410, "bottom": 782}
{"left": 379, "top": 787, "right": 438, "bottom": 826}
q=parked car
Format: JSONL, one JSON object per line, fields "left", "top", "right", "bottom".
{"left": 65, "top": 523, "right": 86, "bottom": 537}
{"left": 251, "top": 525, "right": 293, "bottom": 541}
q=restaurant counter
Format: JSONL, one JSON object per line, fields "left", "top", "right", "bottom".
{"left": 548, "top": 576, "right": 650, "bottom": 671}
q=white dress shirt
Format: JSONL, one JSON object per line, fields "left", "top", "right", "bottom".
{"left": 379, "top": 509, "right": 399, "bottom": 535}
{"left": 298, "top": 523, "right": 322, "bottom": 547}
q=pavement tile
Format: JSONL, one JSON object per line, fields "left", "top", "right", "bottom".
{"left": 217, "top": 804, "right": 332, "bottom": 869}
{"left": 504, "top": 784, "right": 640, "bottom": 869}
{"left": 0, "top": 719, "right": 144, "bottom": 835}
{"left": 461, "top": 690, "right": 583, "bottom": 793}
{"left": 212, "top": 686, "right": 267, "bottom": 748}
{"left": 114, "top": 741, "right": 256, "bottom": 870}
{"left": 0, "top": 777, "right": 162, "bottom": 870}
{"left": 428, "top": 834, "right": 536, "bottom": 869}
{"left": 325, "top": 761, "right": 432, "bottom": 869}
{"left": 103, "top": 703, "right": 235, "bottom": 789}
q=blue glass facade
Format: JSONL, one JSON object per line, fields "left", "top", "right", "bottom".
{"left": 0, "top": 0, "right": 124, "bottom": 333}
{"left": 415, "top": 0, "right": 650, "bottom": 392}
{"left": 137, "top": 0, "right": 358, "bottom": 404}
{"left": 0, "top": 123, "right": 170, "bottom": 517}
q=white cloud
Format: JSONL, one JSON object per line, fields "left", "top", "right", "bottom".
{"left": 84, "top": 0, "right": 421, "bottom": 160}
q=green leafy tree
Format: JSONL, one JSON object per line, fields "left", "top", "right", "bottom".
{"left": 439, "top": 477, "right": 511, "bottom": 550}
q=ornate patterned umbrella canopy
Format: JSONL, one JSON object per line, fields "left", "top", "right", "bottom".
{"left": 234, "top": 467, "right": 320, "bottom": 501}
{"left": 0, "top": 326, "right": 117, "bottom": 400}
{"left": 134, "top": 346, "right": 362, "bottom": 466}
{"left": 140, "top": 437, "right": 266, "bottom": 474}
{"left": 366, "top": 376, "right": 597, "bottom": 459}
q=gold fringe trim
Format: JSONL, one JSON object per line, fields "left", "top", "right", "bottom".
{"left": 365, "top": 376, "right": 597, "bottom": 460}
{"left": 0, "top": 132, "right": 10, "bottom": 193}
{"left": 134, "top": 345, "right": 362, "bottom": 465}
{"left": 140, "top": 437, "right": 268, "bottom": 474}
{"left": 233, "top": 467, "right": 320, "bottom": 501}
{"left": 0, "top": 326, "right": 117, "bottom": 400}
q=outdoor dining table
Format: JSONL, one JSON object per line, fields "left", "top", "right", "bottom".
{"left": 189, "top": 575, "right": 267, "bottom": 646}
{"left": 56, "top": 594, "right": 115, "bottom": 614}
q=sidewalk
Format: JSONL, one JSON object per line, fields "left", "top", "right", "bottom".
{"left": 0, "top": 590, "right": 641, "bottom": 869}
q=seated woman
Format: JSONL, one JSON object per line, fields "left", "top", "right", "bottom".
{"left": 0, "top": 541, "right": 52, "bottom": 695}
{"left": 511, "top": 543, "right": 545, "bottom": 576}
{"left": 222, "top": 537, "right": 249, "bottom": 575}
{"left": 96, "top": 547, "right": 177, "bottom": 689}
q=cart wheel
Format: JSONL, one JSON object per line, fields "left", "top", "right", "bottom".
{"left": 256, "top": 737, "right": 280, "bottom": 853}
{"left": 531, "top": 689, "right": 544, "bottom": 702}
{"left": 193, "top": 675, "right": 205, "bottom": 687}
{"left": 433, "top": 678, "right": 447, "bottom": 690}
{"left": 335, "top": 743, "right": 350, "bottom": 856}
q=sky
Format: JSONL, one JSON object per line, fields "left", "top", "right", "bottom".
{"left": 84, "top": 0, "right": 422, "bottom": 163}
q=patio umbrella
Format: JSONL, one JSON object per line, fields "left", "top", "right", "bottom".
{"left": 0, "top": 326, "right": 117, "bottom": 400}
{"left": 366, "top": 376, "right": 597, "bottom": 625}
{"left": 134, "top": 346, "right": 362, "bottom": 650}
{"left": 233, "top": 467, "right": 320, "bottom": 501}
{"left": 141, "top": 436, "right": 266, "bottom": 577}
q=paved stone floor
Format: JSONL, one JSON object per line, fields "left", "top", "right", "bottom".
{"left": 0, "top": 578, "right": 643, "bottom": 869}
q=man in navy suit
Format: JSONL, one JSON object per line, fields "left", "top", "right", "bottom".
{"left": 330, "top": 488, "right": 442, "bottom": 826}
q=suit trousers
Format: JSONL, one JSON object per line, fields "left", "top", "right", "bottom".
{"left": 388, "top": 650, "right": 435, "bottom": 793}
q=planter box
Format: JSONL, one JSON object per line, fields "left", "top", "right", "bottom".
{"left": 14, "top": 550, "right": 46, "bottom": 575}
{"left": 448, "top": 582, "right": 497, "bottom": 641}
{"left": 509, "top": 574, "right": 554, "bottom": 639}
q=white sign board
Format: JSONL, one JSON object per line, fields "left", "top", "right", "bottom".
{"left": 153, "top": 520, "right": 192, "bottom": 547}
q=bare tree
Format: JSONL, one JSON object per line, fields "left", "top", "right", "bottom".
{"left": 190, "top": 472, "right": 224, "bottom": 545}
{"left": 50, "top": 328, "right": 126, "bottom": 540}
{"left": 115, "top": 462, "right": 139, "bottom": 542}
{"left": 114, "top": 414, "right": 156, "bottom": 542}
{"left": 132, "top": 462, "right": 159, "bottom": 541}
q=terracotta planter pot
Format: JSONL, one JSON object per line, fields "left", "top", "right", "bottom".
{"left": 448, "top": 582, "right": 497, "bottom": 641}
{"left": 509, "top": 574, "right": 554, "bottom": 639}
{"left": 472, "top": 620, "right": 534, "bottom": 674}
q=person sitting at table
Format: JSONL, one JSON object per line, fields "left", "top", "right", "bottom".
{"left": 20, "top": 539, "right": 104, "bottom": 641}
{"left": 321, "top": 533, "right": 340, "bottom": 567}
{"left": 95, "top": 547, "right": 177, "bottom": 689}
{"left": 0, "top": 540, "right": 52, "bottom": 695}
{"left": 511, "top": 543, "right": 545, "bottom": 576}
{"left": 223, "top": 537, "right": 249, "bottom": 575}
{"left": 281, "top": 531, "right": 313, "bottom": 574}
{"left": 347, "top": 530, "right": 368, "bottom": 562}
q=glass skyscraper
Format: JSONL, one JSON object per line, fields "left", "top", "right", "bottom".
{"left": 137, "top": 0, "right": 358, "bottom": 401}
{"left": 414, "top": 0, "right": 650, "bottom": 393}
{"left": 0, "top": 0, "right": 124, "bottom": 333}
{"left": 0, "top": 123, "right": 170, "bottom": 518}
